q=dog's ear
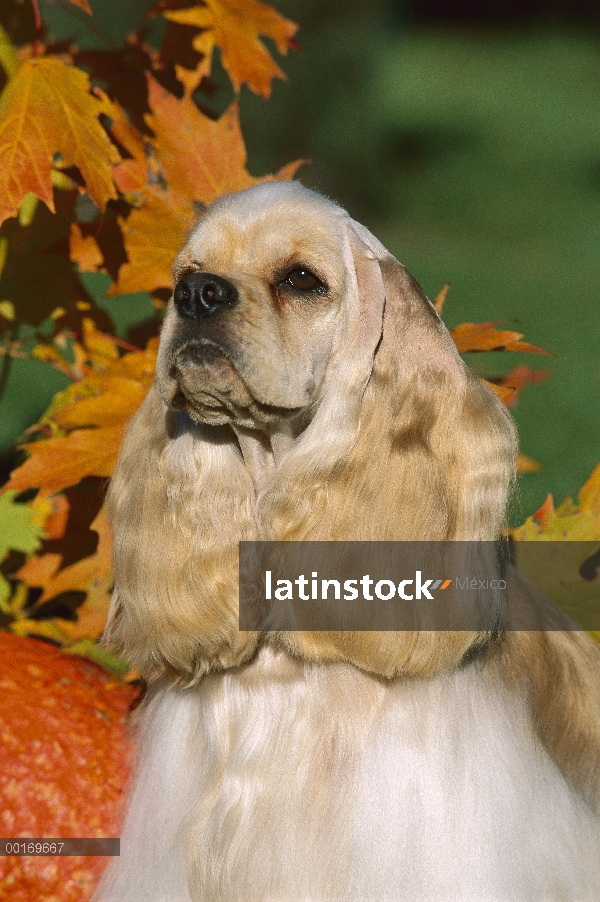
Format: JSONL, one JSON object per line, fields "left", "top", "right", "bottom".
{"left": 104, "top": 383, "right": 259, "bottom": 683}
{"left": 350, "top": 232, "right": 518, "bottom": 543}
{"left": 265, "top": 220, "right": 518, "bottom": 679}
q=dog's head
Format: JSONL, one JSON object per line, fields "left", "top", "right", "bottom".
{"left": 157, "top": 181, "right": 381, "bottom": 430}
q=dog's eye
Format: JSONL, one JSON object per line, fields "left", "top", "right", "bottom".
{"left": 283, "top": 268, "right": 325, "bottom": 292}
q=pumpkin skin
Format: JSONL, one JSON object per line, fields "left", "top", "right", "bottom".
{"left": 0, "top": 633, "right": 140, "bottom": 901}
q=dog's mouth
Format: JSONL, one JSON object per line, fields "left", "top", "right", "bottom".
{"left": 174, "top": 339, "right": 232, "bottom": 374}
{"left": 167, "top": 340, "right": 303, "bottom": 427}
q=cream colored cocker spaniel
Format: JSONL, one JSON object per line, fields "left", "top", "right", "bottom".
{"left": 94, "top": 182, "right": 600, "bottom": 902}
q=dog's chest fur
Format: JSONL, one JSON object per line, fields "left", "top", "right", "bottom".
{"left": 98, "top": 646, "right": 600, "bottom": 902}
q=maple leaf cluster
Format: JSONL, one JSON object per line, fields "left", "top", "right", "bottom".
{"left": 0, "top": 0, "right": 300, "bottom": 668}
{"left": 0, "top": 0, "right": 596, "bottom": 663}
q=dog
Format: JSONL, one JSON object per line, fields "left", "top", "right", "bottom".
{"left": 94, "top": 182, "right": 600, "bottom": 901}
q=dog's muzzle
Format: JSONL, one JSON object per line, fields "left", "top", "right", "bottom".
{"left": 174, "top": 272, "right": 239, "bottom": 320}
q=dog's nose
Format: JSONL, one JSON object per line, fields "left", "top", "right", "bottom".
{"left": 174, "top": 272, "right": 239, "bottom": 320}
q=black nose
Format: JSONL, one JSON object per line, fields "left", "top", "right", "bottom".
{"left": 174, "top": 272, "right": 239, "bottom": 320}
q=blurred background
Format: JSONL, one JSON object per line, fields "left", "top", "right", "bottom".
{"left": 3, "top": 0, "right": 600, "bottom": 521}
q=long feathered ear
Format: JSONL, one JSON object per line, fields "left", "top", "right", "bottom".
{"left": 104, "top": 383, "right": 259, "bottom": 683}
{"left": 344, "top": 244, "right": 519, "bottom": 542}
{"left": 266, "top": 221, "right": 518, "bottom": 678}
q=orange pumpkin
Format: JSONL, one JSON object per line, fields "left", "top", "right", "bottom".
{"left": 0, "top": 633, "right": 140, "bottom": 901}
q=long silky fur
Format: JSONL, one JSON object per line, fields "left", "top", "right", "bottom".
{"left": 97, "top": 182, "right": 600, "bottom": 902}
{"left": 105, "top": 388, "right": 260, "bottom": 682}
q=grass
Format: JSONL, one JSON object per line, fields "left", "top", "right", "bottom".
{"left": 372, "top": 27, "right": 600, "bottom": 517}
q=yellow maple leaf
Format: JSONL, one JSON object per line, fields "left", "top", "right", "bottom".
{"left": 81, "top": 317, "right": 120, "bottom": 364}
{"left": 163, "top": 0, "right": 297, "bottom": 98}
{"left": 512, "top": 463, "right": 600, "bottom": 541}
{"left": 0, "top": 57, "right": 119, "bottom": 226}
{"left": 511, "top": 466, "right": 600, "bottom": 635}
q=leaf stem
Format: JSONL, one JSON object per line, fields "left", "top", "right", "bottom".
{"left": 49, "top": 0, "right": 117, "bottom": 49}
{"left": 31, "top": 0, "right": 42, "bottom": 59}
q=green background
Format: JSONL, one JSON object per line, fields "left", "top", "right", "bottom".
{"left": 2, "top": 0, "right": 599, "bottom": 522}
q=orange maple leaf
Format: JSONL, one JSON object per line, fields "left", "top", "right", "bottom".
{"left": 106, "top": 80, "right": 301, "bottom": 295}
{"left": 16, "top": 508, "right": 113, "bottom": 639}
{"left": 450, "top": 321, "right": 552, "bottom": 355}
{"left": 6, "top": 426, "right": 125, "bottom": 497}
{"left": 66, "top": 0, "right": 93, "bottom": 13}
{"left": 149, "top": 92, "right": 254, "bottom": 202}
{"left": 106, "top": 94, "right": 154, "bottom": 197}
{"left": 54, "top": 375, "right": 148, "bottom": 429}
{"left": 0, "top": 57, "right": 119, "bottom": 226}
{"left": 163, "top": 0, "right": 298, "bottom": 98}
{"left": 5, "top": 341, "right": 157, "bottom": 497}
{"left": 147, "top": 78, "right": 300, "bottom": 203}
{"left": 174, "top": 57, "right": 213, "bottom": 97}
{"left": 480, "top": 378, "right": 515, "bottom": 406}
{"left": 516, "top": 453, "right": 542, "bottom": 474}
{"left": 433, "top": 283, "right": 450, "bottom": 315}
{"left": 6, "top": 338, "right": 158, "bottom": 640}
{"left": 109, "top": 186, "right": 196, "bottom": 296}
{"left": 69, "top": 223, "right": 105, "bottom": 271}
{"left": 532, "top": 493, "right": 556, "bottom": 528}
{"left": 483, "top": 365, "right": 553, "bottom": 408}
{"left": 31, "top": 493, "right": 71, "bottom": 539}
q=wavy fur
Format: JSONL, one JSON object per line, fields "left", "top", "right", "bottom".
{"left": 97, "top": 182, "right": 600, "bottom": 902}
